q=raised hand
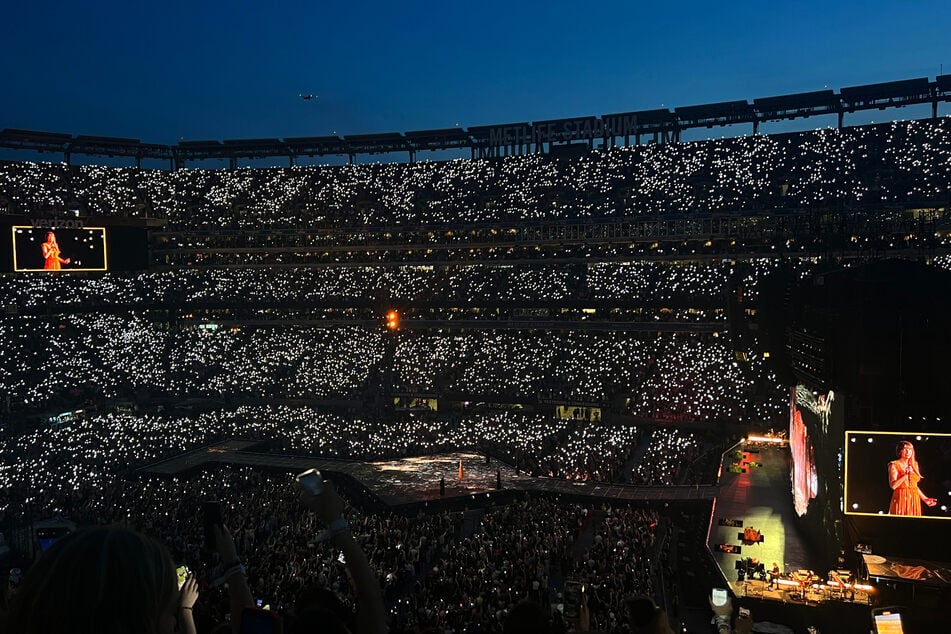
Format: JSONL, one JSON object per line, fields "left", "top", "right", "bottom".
{"left": 180, "top": 572, "right": 199, "bottom": 609}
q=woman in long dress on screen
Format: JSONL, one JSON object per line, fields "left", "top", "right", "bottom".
{"left": 41, "top": 231, "right": 70, "bottom": 270}
{"left": 888, "top": 440, "right": 937, "bottom": 516}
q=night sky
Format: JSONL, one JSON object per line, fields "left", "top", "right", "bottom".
{"left": 1, "top": 1, "right": 949, "bottom": 144}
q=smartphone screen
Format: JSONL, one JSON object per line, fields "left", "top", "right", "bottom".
{"left": 712, "top": 587, "right": 728, "bottom": 607}
{"left": 176, "top": 565, "right": 190, "bottom": 590}
{"left": 36, "top": 527, "right": 69, "bottom": 552}
{"left": 296, "top": 469, "right": 323, "bottom": 495}
{"left": 564, "top": 580, "right": 582, "bottom": 619}
{"left": 873, "top": 611, "right": 904, "bottom": 634}
{"left": 37, "top": 536, "right": 60, "bottom": 552}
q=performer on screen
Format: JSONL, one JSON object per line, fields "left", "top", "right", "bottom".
{"left": 41, "top": 232, "right": 70, "bottom": 270}
{"left": 888, "top": 440, "right": 937, "bottom": 516}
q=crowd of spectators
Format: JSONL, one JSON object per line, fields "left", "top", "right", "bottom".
{"left": 0, "top": 310, "right": 786, "bottom": 423}
{"left": 170, "top": 325, "right": 387, "bottom": 400}
{"left": 629, "top": 430, "right": 704, "bottom": 486}
{"left": 5, "top": 114, "right": 937, "bottom": 634}
{"left": 3, "top": 404, "right": 725, "bottom": 527}
{"left": 539, "top": 420, "right": 643, "bottom": 482}
{"left": 0, "top": 258, "right": 821, "bottom": 310}
{"left": 571, "top": 506, "right": 661, "bottom": 631}
{"left": 3, "top": 118, "right": 951, "bottom": 229}
{"left": 395, "top": 330, "right": 784, "bottom": 423}
{"left": 1, "top": 398, "right": 677, "bottom": 632}
{"left": 405, "top": 497, "right": 588, "bottom": 632}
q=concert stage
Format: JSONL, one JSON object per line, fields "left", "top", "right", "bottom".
{"left": 707, "top": 442, "right": 876, "bottom": 604}
{"left": 703, "top": 442, "right": 886, "bottom": 632}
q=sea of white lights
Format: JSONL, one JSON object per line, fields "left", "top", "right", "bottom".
{"left": 1, "top": 119, "right": 950, "bottom": 227}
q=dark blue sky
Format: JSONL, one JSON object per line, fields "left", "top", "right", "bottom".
{"left": 2, "top": 1, "right": 949, "bottom": 143}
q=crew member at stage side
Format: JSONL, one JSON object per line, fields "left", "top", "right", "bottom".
{"left": 888, "top": 440, "right": 937, "bottom": 516}
{"left": 767, "top": 562, "right": 780, "bottom": 590}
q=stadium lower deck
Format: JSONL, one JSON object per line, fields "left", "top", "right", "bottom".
{"left": 136, "top": 439, "right": 951, "bottom": 633}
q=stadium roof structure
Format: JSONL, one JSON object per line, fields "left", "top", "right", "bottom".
{"left": 2, "top": 76, "right": 951, "bottom": 168}
{"left": 343, "top": 132, "right": 408, "bottom": 156}
{"left": 283, "top": 135, "right": 350, "bottom": 157}
{"left": 404, "top": 127, "right": 471, "bottom": 156}
{"left": 753, "top": 90, "right": 838, "bottom": 121}
{"left": 839, "top": 77, "right": 932, "bottom": 110}
{"left": 621, "top": 108, "right": 677, "bottom": 127}
{"left": 674, "top": 100, "right": 755, "bottom": 128}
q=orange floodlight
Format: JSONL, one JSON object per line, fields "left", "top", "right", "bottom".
{"left": 386, "top": 310, "right": 399, "bottom": 331}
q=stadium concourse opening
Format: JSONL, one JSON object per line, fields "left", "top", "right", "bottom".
{"left": 4, "top": 83, "right": 951, "bottom": 633}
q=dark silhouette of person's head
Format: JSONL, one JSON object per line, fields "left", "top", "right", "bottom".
{"left": 4, "top": 525, "right": 177, "bottom": 634}
{"left": 289, "top": 583, "right": 352, "bottom": 634}
{"left": 628, "top": 595, "right": 671, "bottom": 634}
{"left": 504, "top": 600, "right": 550, "bottom": 634}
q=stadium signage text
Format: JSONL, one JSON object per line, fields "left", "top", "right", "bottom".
{"left": 30, "top": 218, "right": 85, "bottom": 229}
{"left": 487, "top": 115, "right": 638, "bottom": 147}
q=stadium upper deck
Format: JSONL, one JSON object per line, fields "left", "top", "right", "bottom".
{"left": 1, "top": 117, "right": 950, "bottom": 230}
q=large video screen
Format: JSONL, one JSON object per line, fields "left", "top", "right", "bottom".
{"left": 12, "top": 226, "right": 108, "bottom": 272}
{"left": 790, "top": 385, "right": 835, "bottom": 517}
{"left": 844, "top": 431, "right": 951, "bottom": 520}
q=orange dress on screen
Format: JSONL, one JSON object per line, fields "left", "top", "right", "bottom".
{"left": 42, "top": 241, "right": 62, "bottom": 270}
{"left": 888, "top": 461, "right": 921, "bottom": 516}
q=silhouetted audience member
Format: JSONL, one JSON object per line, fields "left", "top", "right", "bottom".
{"left": 3, "top": 525, "right": 189, "bottom": 634}
{"left": 504, "top": 601, "right": 551, "bottom": 634}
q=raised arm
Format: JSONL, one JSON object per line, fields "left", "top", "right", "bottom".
{"left": 213, "top": 525, "right": 255, "bottom": 634}
{"left": 179, "top": 572, "right": 199, "bottom": 634}
{"left": 300, "top": 480, "right": 388, "bottom": 634}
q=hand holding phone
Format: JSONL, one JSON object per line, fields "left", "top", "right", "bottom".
{"left": 872, "top": 607, "right": 905, "bottom": 634}
{"left": 709, "top": 587, "right": 732, "bottom": 621}
{"left": 712, "top": 587, "right": 728, "bottom": 607}
{"left": 296, "top": 470, "right": 346, "bottom": 527}
{"left": 564, "top": 580, "right": 582, "bottom": 620}
{"left": 296, "top": 468, "right": 323, "bottom": 496}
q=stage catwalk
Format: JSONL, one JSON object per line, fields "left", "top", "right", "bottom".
{"left": 142, "top": 442, "right": 717, "bottom": 508}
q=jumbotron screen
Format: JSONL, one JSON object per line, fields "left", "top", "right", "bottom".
{"left": 844, "top": 431, "right": 951, "bottom": 520}
{"left": 790, "top": 385, "right": 834, "bottom": 517}
{"left": 12, "top": 226, "right": 108, "bottom": 272}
